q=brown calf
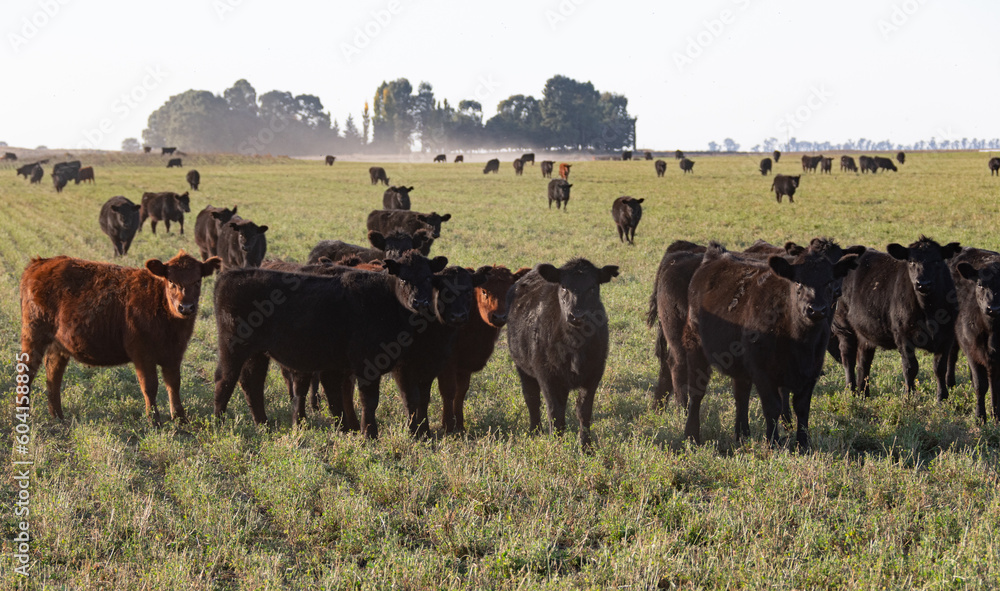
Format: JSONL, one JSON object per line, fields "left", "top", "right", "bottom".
{"left": 559, "top": 163, "right": 572, "bottom": 180}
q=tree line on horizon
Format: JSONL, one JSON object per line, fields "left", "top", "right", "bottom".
{"left": 138, "top": 76, "right": 637, "bottom": 156}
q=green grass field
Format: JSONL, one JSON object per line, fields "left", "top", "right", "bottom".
{"left": 2, "top": 151, "right": 1000, "bottom": 589}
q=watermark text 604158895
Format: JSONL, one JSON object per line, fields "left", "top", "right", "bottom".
{"left": 13, "top": 352, "right": 33, "bottom": 577}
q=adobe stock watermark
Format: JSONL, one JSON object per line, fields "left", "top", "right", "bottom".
{"left": 213, "top": 0, "right": 248, "bottom": 20}
{"left": 8, "top": 0, "right": 71, "bottom": 54}
{"left": 673, "top": 0, "right": 753, "bottom": 73}
{"left": 775, "top": 85, "right": 834, "bottom": 137}
{"left": 237, "top": 113, "right": 291, "bottom": 156}
{"left": 340, "top": 1, "right": 403, "bottom": 65}
{"left": 877, "top": 0, "right": 929, "bottom": 40}
{"left": 77, "top": 66, "right": 168, "bottom": 150}
{"left": 544, "top": 0, "right": 586, "bottom": 31}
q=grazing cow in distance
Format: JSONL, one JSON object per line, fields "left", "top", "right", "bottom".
{"left": 308, "top": 229, "right": 434, "bottom": 264}
{"left": 611, "top": 196, "right": 643, "bottom": 245}
{"left": 541, "top": 160, "right": 554, "bottom": 178}
{"left": 367, "top": 209, "right": 451, "bottom": 238}
{"left": 99, "top": 196, "right": 142, "bottom": 256}
{"left": 29, "top": 165, "right": 43, "bottom": 184}
{"left": 521, "top": 153, "right": 535, "bottom": 165}
{"left": 655, "top": 159, "right": 667, "bottom": 177}
{"left": 194, "top": 205, "right": 238, "bottom": 260}
{"left": 622, "top": 150, "right": 632, "bottom": 161}
{"left": 454, "top": 155, "right": 464, "bottom": 163}
{"left": 52, "top": 161, "right": 81, "bottom": 183}
{"left": 161, "top": 147, "right": 177, "bottom": 155}
{"left": 991, "top": 157, "right": 1000, "bottom": 176}
{"left": 2, "top": 152, "right": 17, "bottom": 161}
{"left": 513, "top": 158, "right": 524, "bottom": 176}
{"left": 187, "top": 169, "right": 200, "bottom": 190}
{"left": 434, "top": 154, "right": 447, "bottom": 163}
{"left": 559, "top": 163, "right": 572, "bottom": 180}
{"left": 859, "top": 155, "right": 878, "bottom": 174}
{"left": 773, "top": 150, "right": 781, "bottom": 163}
{"left": 547, "top": 179, "right": 572, "bottom": 211}
{"left": 18, "top": 251, "right": 220, "bottom": 424}
{"left": 771, "top": 174, "right": 801, "bottom": 203}
{"left": 383, "top": 185, "right": 414, "bottom": 210}
{"left": 948, "top": 247, "right": 1000, "bottom": 421}
{"left": 820, "top": 157, "right": 833, "bottom": 174}
{"left": 437, "top": 265, "right": 531, "bottom": 432}
{"left": 841, "top": 155, "right": 858, "bottom": 173}
{"left": 873, "top": 156, "right": 898, "bottom": 172}
{"left": 483, "top": 158, "right": 500, "bottom": 174}
{"left": 680, "top": 244, "right": 859, "bottom": 449}
{"left": 325, "top": 155, "right": 336, "bottom": 165}
{"left": 53, "top": 171, "right": 70, "bottom": 193}
{"left": 140, "top": 191, "right": 191, "bottom": 234}
{"left": 897, "top": 151, "right": 906, "bottom": 165}
{"left": 679, "top": 158, "right": 695, "bottom": 173}
{"left": 369, "top": 166, "right": 390, "bottom": 185}
{"left": 167, "top": 158, "right": 182, "bottom": 168}
{"left": 16, "top": 162, "right": 37, "bottom": 178}
{"left": 644, "top": 151, "right": 653, "bottom": 160}
{"left": 801, "top": 155, "right": 823, "bottom": 172}
{"left": 217, "top": 217, "right": 269, "bottom": 271}
{"left": 833, "top": 236, "right": 961, "bottom": 401}
{"left": 143, "top": 146, "right": 152, "bottom": 154}
{"left": 759, "top": 158, "right": 772, "bottom": 175}
{"left": 505, "top": 258, "right": 619, "bottom": 449}
{"left": 675, "top": 150, "right": 684, "bottom": 160}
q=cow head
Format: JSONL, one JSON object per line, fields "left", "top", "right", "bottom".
{"left": 956, "top": 261, "right": 1000, "bottom": 320}
{"left": 537, "top": 258, "right": 619, "bottom": 327}
{"left": 146, "top": 251, "right": 222, "bottom": 318}
{"left": 210, "top": 205, "right": 238, "bottom": 225}
{"left": 368, "top": 229, "right": 416, "bottom": 257}
{"left": 789, "top": 175, "right": 801, "bottom": 187}
{"left": 769, "top": 251, "right": 860, "bottom": 324}
{"left": 417, "top": 213, "right": 451, "bottom": 238}
{"left": 111, "top": 201, "right": 142, "bottom": 218}
{"left": 474, "top": 266, "right": 531, "bottom": 328}
{"left": 176, "top": 192, "right": 191, "bottom": 212}
{"left": 805, "top": 237, "right": 866, "bottom": 299}
{"left": 430, "top": 267, "right": 488, "bottom": 327}
{"left": 383, "top": 251, "right": 448, "bottom": 315}
{"left": 412, "top": 228, "right": 435, "bottom": 256}
{"left": 887, "top": 236, "right": 961, "bottom": 296}
{"left": 226, "top": 220, "right": 268, "bottom": 267}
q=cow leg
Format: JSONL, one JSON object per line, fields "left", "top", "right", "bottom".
{"left": 732, "top": 377, "right": 752, "bottom": 442}
{"left": 791, "top": 381, "right": 817, "bottom": 452}
{"left": 159, "top": 362, "right": 187, "bottom": 423}
{"left": 357, "top": 376, "right": 381, "bottom": 439}
{"left": 838, "top": 331, "right": 859, "bottom": 392}
{"left": 438, "top": 365, "right": 459, "bottom": 433}
{"left": 163, "top": 220, "right": 171, "bottom": 233}
{"left": 779, "top": 388, "right": 793, "bottom": 429}
{"left": 392, "top": 370, "right": 429, "bottom": 437}
{"left": 931, "top": 350, "right": 950, "bottom": 402}
{"left": 43, "top": 349, "right": 69, "bottom": 420}
{"left": 16, "top": 335, "right": 48, "bottom": 415}
{"left": 990, "top": 362, "right": 1000, "bottom": 422}
{"left": 150, "top": 220, "right": 158, "bottom": 234}
{"left": 453, "top": 371, "right": 472, "bottom": 433}
{"left": 178, "top": 218, "right": 184, "bottom": 234}
{"left": 946, "top": 341, "right": 960, "bottom": 388}
{"left": 652, "top": 334, "right": 674, "bottom": 409}
{"left": 541, "top": 382, "right": 569, "bottom": 436}
{"left": 616, "top": 225, "right": 624, "bottom": 243}
{"left": 280, "top": 366, "right": 295, "bottom": 402}
{"left": 970, "top": 361, "right": 989, "bottom": 421}
{"left": 122, "top": 235, "right": 134, "bottom": 256}
{"left": 755, "top": 379, "right": 782, "bottom": 446}
{"left": 684, "top": 350, "right": 712, "bottom": 444}
{"left": 132, "top": 360, "right": 162, "bottom": 426}
{"left": 857, "top": 345, "right": 876, "bottom": 397}
{"left": 576, "top": 385, "right": 598, "bottom": 452}
{"left": 237, "top": 353, "right": 270, "bottom": 425}
{"left": 898, "top": 344, "right": 919, "bottom": 396}
{"left": 214, "top": 345, "right": 250, "bottom": 419}
{"left": 515, "top": 367, "right": 543, "bottom": 433}
{"left": 309, "top": 374, "right": 320, "bottom": 412}
{"left": 290, "top": 372, "right": 312, "bottom": 425}
{"left": 318, "top": 371, "right": 358, "bottom": 432}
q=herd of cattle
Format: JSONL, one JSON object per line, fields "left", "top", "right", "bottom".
{"left": 13, "top": 151, "right": 1000, "bottom": 452}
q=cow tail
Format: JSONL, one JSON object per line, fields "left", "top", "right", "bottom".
{"left": 770, "top": 179, "right": 776, "bottom": 191}
{"left": 646, "top": 282, "right": 659, "bottom": 328}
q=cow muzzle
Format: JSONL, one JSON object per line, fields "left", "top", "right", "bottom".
{"left": 176, "top": 303, "right": 196, "bottom": 317}
{"left": 915, "top": 280, "right": 933, "bottom": 295}
{"left": 805, "top": 304, "right": 828, "bottom": 321}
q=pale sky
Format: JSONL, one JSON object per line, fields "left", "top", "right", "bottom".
{"left": 4, "top": 0, "right": 997, "bottom": 152}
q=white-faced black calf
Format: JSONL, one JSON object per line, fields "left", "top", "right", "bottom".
{"left": 683, "top": 245, "right": 859, "bottom": 449}
{"left": 506, "top": 258, "right": 619, "bottom": 449}
{"left": 948, "top": 247, "right": 1000, "bottom": 421}
{"left": 611, "top": 196, "right": 644, "bottom": 245}
{"left": 833, "top": 236, "right": 960, "bottom": 401}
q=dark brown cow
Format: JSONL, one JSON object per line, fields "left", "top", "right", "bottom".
{"left": 325, "top": 155, "right": 336, "bottom": 165}
{"left": 801, "top": 155, "right": 823, "bottom": 172}
{"left": 675, "top": 150, "right": 685, "bottom": 160}
{"left": 434, "top": 154, "right": 447, "bottom": 163}
{"left": 859, "top": 155, "right": 878, "bottom": 174}
{"left": 99, "top": 196, "right": 142, "bottom": 257}
{"left": 75, "top": 166, "right": 95, "bottom": 184}
{"left": 367, "top": 210, "right": 451, "bottom": 238}
{"left": 216, "top": 217, "right": 268, "bottom": 271}
{"left": 454, "top": 155, "right": 464, "bottom": 163}
{"left": 991, "top": 157, "right": 1000, "bottom": 176}
{"left": 506, "top": 258, "right": 619, "bottom": 449}
{"left": 437, "top": 265, "right": 531, "bottom": 432}
{"left": 307, "top": 229, "right": 434, "bottom": 263}
{"left": 194, "top": 205, "right": 238, "bottom": 260}
{"left": 622, "top": 150, "right": 632, "bottom": 161}
{"left": 655, "top": 159, "right": 667, "bottom": 177}
{"left": 680, "top": 244, "right": 859, "bottom": 449}
{"left": 369, "top": 166, "right": 390, "bottom": 185}
{"left": 771, "top": 174, "right": 800, "bottom": 203}
{"left": 2, "top": 152, "right": 17, "bottom": 161}
{"left": 547, "top": 179, "right": 572, "bottom": 210}
{"left": 167, "top": 158, "right": 182, "bottom": 168}
{"left": 948, "top": 247, "right": 1000, "bottom": 421}
{"left": 143, "top": 146, "right": 152, "bottom": 154}
{"left": 18, "top": 251, "right": 220, "bottom": 423}
{"left": 140, "top": 191, "right": 191, "bottom": 234}
{"left": 759, "top": 158, "right": 772, "bottom": 175}
{"left": 820, "top": 157, "right": 833, "bottom": 174}
{"left": 644, "top": 151, "right": 653, "bottom": 160}
{"left": 841, "top": 155, "right": 858, "bottom": 173}
{"left": 773, "top": 150, "right": 781, "bottom": 163}
{"left": 521, "top": 153, "right": 535, "bottom": 166}
{"left": 611, "top": 196, "right": 643, "bottom": 244}
{"left": 161, "top": 147, "right": 177, "bottom": 155}
{"left": 679, "top": 158, "right": 695, "bottom": 173}
{"left": 383, "top": 186, "right": 414, "bottom": 210}
{"left": 897, "top": 151, "right": 906, "bottom": 165}
{"left": 187, "top": 169, "right": 200, "bottom": 190}
{"left": 483, "top": 159, "right": 500, "bottom": 174}
{"left": 16, "top": 162, "right": 38, "bottom": 178}
{"left": 541, "top": 160, "right": 554, "bottom": 178}
{"left": 513, "top": 158, "right": 524, "bottom": 176}
{"left": 559, "top": 163, "right": 571, "bottom": 180}
{"left": 29, "top": 165, "right": 43, "bottom": 184}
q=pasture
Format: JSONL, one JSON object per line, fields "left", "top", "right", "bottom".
{"left": 2, "top": 151, "right": 1000, "bottom": 589}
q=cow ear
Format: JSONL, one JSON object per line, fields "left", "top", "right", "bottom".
{"left": 768, "top": 256, "right": 796, "bottom": 281}
{"left": 783, "top": 241, "right": 805, "bottom": 256}
{"left": 257, "top": 225, "right": 268, "bottom": 233}
{"left": 957, "top": 263, "right": 979, "bottom": 281}
{"left": 513, "top": 267, "right": 532, "bottom": 281}
{"left": 471, "top": 271, "right": 488, "bottom": 287}
{"left": 201, "top": 257, "right": 222, "bottom": 276}
{"left": 407, "top": 186, "right": 414, "bottom": 192}
{"left": 599, "top": 265, "right": 620, "bottom": 284}
{"left": 318, "top": 256, "right": 335, "bottom": 265}
{"left": 430, "top": 256, "right": 449, "bottom": 273}
{"left": 886, "top": 244, "right": 909, "bottom": 260}
{"left": 145, "top": 259, "right": 169, "bottom": 278}
{"left": 567, "top": 184, "right": 573, "bottom": 188}
{"left": 225, "top": 221, "right": 239, "bottom": 229}
{"left": 537, "top": 264, "right": 561, "bottom": 283}
{"left": 440, "top": 213, "right": 452, "bottom": 222}
{"left": 844, "top": 245, "right": 867, "bottom": 256}
{"left": 383, "top": 259, "right": 402, "bottom": 276}
{"left": 368, "top": 230, "right": 386, "bottom": 250}
{"left": 941, "top": 242, "right": 962, "bottom": 259}
{"left": 635, "top": 198, "right": 644, "bottom": 204}
{"left": 211, "top": 211, "right": 225, "bottom": 220}
{"left": 111, "top": 204, "right": 124, "bottom": 213}
{"left": 231, "top": 206, "right": 238, "bottom": 215}
{"left": 475, "top": 265, "right": 493, "bottom": 276}
{"left": 833, "top": 254, "right": 860, "bottom": 278}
